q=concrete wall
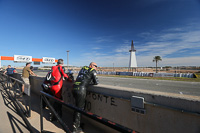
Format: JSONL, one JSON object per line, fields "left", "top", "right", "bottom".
{"left": 86, "top": 85, "right": 200, "bottom": 133}
{"left": 29, "top": 75, "right": 200, "bottom": 133}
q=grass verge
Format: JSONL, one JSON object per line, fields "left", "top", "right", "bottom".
{"left": 99, "top": 74, "right": 200, "bottom": 82}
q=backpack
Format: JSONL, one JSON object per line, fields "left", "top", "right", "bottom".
{"left": 45, "top": 70, "right": 54, "bottom": 81}
{"left": 46, "top": 66, "right": 62, "bottom": 82}
{"left": 42, "top": 66, "right": 62, "bottom": 91}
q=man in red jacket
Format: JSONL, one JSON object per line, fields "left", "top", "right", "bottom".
{"left": 50, "top": 58, "right": 69, "bottom": 121}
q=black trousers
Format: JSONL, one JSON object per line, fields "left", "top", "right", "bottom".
{"left": 42, "top": 86, "right": 62, "bottom": 118}
{"left": 53, "top": 98, "right": 62, "bottom": 118}
{"left": 72, "top": 86, "right": 86, "bottom": 128}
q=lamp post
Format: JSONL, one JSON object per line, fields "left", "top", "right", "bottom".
{"left": 66, "top": 50, "right": 70, "bottom": 70}
{"left": 113, "top": 63, "right": 115, "bottom": 72}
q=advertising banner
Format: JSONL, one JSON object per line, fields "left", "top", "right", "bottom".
{"left": 153, "top": 73, "right": 174, "bottom": 77}
{"left": 14, "top": 55, "right": 32, "bottom": 62}
{"left": 42, "top": 57, "right": 55, "bottom": 64}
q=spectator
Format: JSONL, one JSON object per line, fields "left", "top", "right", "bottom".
{"left": 49, "top": 59, "right": 69, "bottom": 121}
{"left": 3, "top": 65, "right": 17, "bottom": 75}
{"left": 72, "top": 62, "right": 99, "bottom": 132}
{"left": 22, "top": 63, "right": 37, "bottom": 93}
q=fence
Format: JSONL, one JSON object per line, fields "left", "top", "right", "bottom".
{"left": 0, "top": 72, "right": 35, "bottom": 132}
{"left": 95, "top": 71, "right": 195, "bottom": 78}
{"left": 71, "top": 70, "right": 195, "bottom": 78}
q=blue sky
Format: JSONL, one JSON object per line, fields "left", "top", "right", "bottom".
{"left": 0, "top": 0, "right": 200, "bottom": 67}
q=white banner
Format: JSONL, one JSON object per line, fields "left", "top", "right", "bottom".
{"left": 14, "top": 55, "right": 32, "bottom": 62}
{"left": 153, "top": 73, "right": 174, "bottom": 77}
{"left": 42, "top": 57, "right": 55, "bottom": 64}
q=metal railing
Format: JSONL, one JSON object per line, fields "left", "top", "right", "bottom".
{"left": 40, "top": 91, "right": 139, "bottom": 133}
{"left": 0, "top": 72, "right": 31, "bottom": 117}
{"left": 0, "top": 72, "right": 35, "bottom": 132}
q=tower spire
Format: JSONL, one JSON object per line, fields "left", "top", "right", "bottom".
{"left": 129, "top": 40, "right": 136, "bottom": 52}
{"left": 129, "top": 40, "right": 137, "bottom": 70}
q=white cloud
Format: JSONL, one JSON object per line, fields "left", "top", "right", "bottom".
{"left": 114, "top": 40, "right": 131, "bottom": 53}
{"left": 136, "top": 26, "right": 200, "bottom": 66}
{"left": 76, "top": 24, "right": 200, "bottom": 67}
{"left": 115, "top": 46, "right": 130, "bottom": 53}
{"left": 95, "top": 36, "right": 113, "bottom": 43}
{"left": 137, "top": 55, "right": 200, "bottom": 67}
{"left": 161, "top": 56, "right": 200, "bottom": 66}
{"left": 137, "top": 27, "right": 200, "bottom": 57}
{"left": 180, "top": 31, "right": 200, "bottom": 43}
{"left": 74, "top": 51, "right": 129, "bottom": 67}
{"left": 92, "top": 47, "right": 102, "bottom": 50}
{"left": 94, "top": 54, "right": 129, "bottom": 67}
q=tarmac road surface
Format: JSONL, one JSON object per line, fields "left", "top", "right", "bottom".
{"left": 98, "top": 76, "right": 200, "bottom": 96}
{"left": 18, "top": 70, "right": 200, "bottom": 96}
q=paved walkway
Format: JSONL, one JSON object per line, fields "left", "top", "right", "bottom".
{"left": 0, "top": 84, "right": 65, "bottom": 133}
{"left": 0, "top": 85, "right": 31, "bottom": 133}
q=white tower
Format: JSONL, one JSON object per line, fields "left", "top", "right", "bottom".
{"left": 129, "top": 40, "right": 137, "bottom": 71}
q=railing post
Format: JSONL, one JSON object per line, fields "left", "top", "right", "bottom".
{"left": 6, "top": 76, "right": 9, "bottom": 90}
{"left": 28, "top": 93, "right": 31, "bottom": 117}
{"left": 13, "top": 80, "right": 17, "bottom": 98}
{"left": 8, "top": 76, "right": 11, "bottom": 89}
{"left": 40, "top": 95, "right": 44, "bottom": 132}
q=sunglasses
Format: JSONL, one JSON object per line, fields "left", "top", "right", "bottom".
{"left": 93, "top": 65, "right": 98, "bottom": 68}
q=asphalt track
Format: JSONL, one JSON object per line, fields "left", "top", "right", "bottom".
{"left": 98, "top": 76, "right": 200, "bottom": 96}
{"left": 20, "top": 70, "right": 200, "bottom": 96}
{"left": 17, "top": 70, "right": 200, "bottom": 96}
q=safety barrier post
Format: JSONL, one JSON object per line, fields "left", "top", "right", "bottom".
{"left": 40, "top": 95, "right": 44, "bottom": 132}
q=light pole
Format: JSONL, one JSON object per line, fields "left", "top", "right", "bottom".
{"left": 66, "top": 50, "right": 70, "bottom": 70}
{"left": 113, "top": 63, "right": 114, "bottom": 72}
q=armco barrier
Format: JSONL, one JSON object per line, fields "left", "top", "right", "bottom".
{"left": 95, "top": 71, "right": 195, "bottom": 78}
{"left": 28, "top": 75, "right": 200, "bottom": 133}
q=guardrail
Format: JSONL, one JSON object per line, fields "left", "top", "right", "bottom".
{"left": 40, "top": 91, "right": 138, "bottom": 133}
{"left": 0, "top": 72, "right": 35, "bottom": 132}
{"left": 0, "top": 73, "right": 31, "bottom": 117}
{"left": 72, "top": 71, "right": 195, "bottom": 78}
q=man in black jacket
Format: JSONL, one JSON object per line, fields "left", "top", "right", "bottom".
{"left": 73, "top": 62, "right": 99, "bottom": 132}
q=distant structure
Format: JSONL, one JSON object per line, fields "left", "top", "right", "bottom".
{"left": 129, "top": 40, "right": 137, "bottom": 71}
